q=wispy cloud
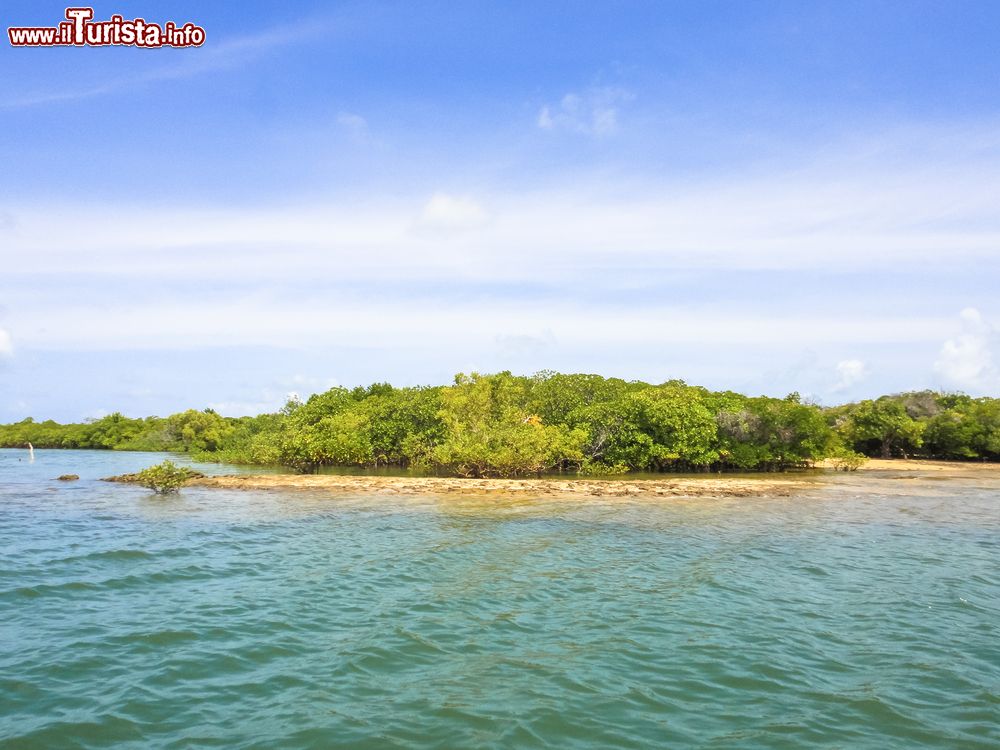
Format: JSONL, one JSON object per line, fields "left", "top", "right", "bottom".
{"left": 336, "top": 112, "right": 369, "bottom": 138}
{"left": 538, "top": 87, "right": 633, "bottom": 135}
{"left": 7, "top": 137, "right": 999, "bottom": 280}
{"left": 0, "top": 327, "right": 12, "bottom": 357}
{"left": 206, "top": 375, "right": 339, "bottom": 416}
{"left": 414, "top": 193, "right": 489, "bottom": 233}
{"left": 4, "top": 292, "right": 953, "bottom": 352}
{"left": 2, "top": 125, "right": 998, "bottom": 402}
{"left": 833, "top": 359, "right": 868, "bottom": 392}
{"left": 934, "top": 308, "right": 999, "bottom": 392}
{"left": 495, "top": 330, "right": 557, "bottom": 357}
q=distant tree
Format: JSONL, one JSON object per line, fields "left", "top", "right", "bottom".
{"left": 845, "top": 399, "right": 924, "bottom": 458}
{"left": 4, "top": 373, "right": 998, "bottom": 473}
{"left": 419, "top": 372, "right": 586, "bottom": 477}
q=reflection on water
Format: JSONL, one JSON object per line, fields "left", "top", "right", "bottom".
{"left": 1, "top": 450, "right": 998, "bottom": 749}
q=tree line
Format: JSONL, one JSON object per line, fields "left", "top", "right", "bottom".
{"left": 2, "top": 371, "right": 998, "bottom": 476}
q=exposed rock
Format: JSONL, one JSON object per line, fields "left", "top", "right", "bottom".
{"left": 102, "top": 469, "right": 206, "bottom": 484}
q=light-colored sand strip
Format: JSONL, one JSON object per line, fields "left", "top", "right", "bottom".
{"left": 184, "top": 473, "right": 809, "bottom": 498}
{"left": 818, "top": 458, "right": 1000, "bottom": 473}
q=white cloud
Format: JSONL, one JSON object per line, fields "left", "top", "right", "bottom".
{"left": 0, "top": 211, "right": 16, "bottom": 234}
{"left": 4, "top": 296, "right": 952, "bottom": 352}
{"left": 7, "top": 128, "right": 1000, "bottom": 282}
{"left": 2, "top": 126, "right": 999, "bottom": 407}
{"left": 415, "top": 193, "right": 488, "bottom": 232}
{"left": 833, "top": 359, "right": 867, "bottom": 391}
{"left": 207, "top": 390, "right": 295, "bottom": 417}
{"left": 496, "top": 330, "right": 557, "bottom": 357}
{"left": 0, "top": 328, "right": 12, "bottom": 357}
{"left": 206, "top": 377, "right": 339, "bottom": 416}
{"left": 280, "top": 374, "right": 340, "bottom": 393}
{"left": 537, "top": 87, "right": 632, "bottom": 135}
{"left": 207, "top": 399, "right": 285, "bottom": 417}
{"left": 336, "top": 112, "right": 368, "bottom": 136}
{"left": 934, "top": 308, "right": 999, "bottom": 392}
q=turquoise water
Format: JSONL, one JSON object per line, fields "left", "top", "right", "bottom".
{"left": 1, "top": 450, "right": 998, "bottom": 749}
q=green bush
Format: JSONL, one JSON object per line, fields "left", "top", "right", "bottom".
{"left": 830, "top": 450, "right": 868, "bottom": 472}
{"left": 135, "top": 460, "right": 195, "bottom": 494}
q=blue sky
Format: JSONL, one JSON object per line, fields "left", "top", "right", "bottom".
{"left": 2, "top": 1, "right": 999, "bottom": 421}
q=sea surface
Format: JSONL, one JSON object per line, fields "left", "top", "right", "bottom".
{"left": 1, "top": 449, "right": 998, "bottom": 749}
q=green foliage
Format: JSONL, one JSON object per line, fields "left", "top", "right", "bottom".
{"left": 418, "top": 372, "right": 587, "bottom": 477}
{"left": 528, "top": 371, "right": 639, "bottom": 425}
{"left": 712, "top": 393, "right": 834, "bottom": 471}
{"left": 843, "top": 398, "right": 925, "bottom": 459}
{"left": 3, "top": 375, "right": 999, "bottom": 476}
{"left": 0, "top": 408, "right": 236, "bottom": 453}
{"left": 829, "top": 449, "right": 868, "bottom": 471}
{"left": 634, "top": 386, "right": 720, "bottom": 468}
{"left": 134, "top": 460, "right": 194, "bottom": 494}
{"left": 165, "top": 409, "right": 235, "bottom": 452}
{"left": 924, "top": 409, "right": 980, "bottom": 459}
{"left": 573, "top": 395, "right": 652, "bottom": 468}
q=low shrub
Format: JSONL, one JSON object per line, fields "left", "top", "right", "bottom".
{"left": 830, "top": 451, "right": 868, "bottom": 472}
{"left": 134, "top": 460, "right": 196, "bottom": 494}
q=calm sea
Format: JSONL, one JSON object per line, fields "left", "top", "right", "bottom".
{"left": 1, "top": 449, "right": 997, "bottom": 749}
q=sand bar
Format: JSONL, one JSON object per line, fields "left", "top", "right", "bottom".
{"left": 181, "top": 473, "right": 809, "bottom": 498}
{"left": 819, "top": 458, "right": 1000, "bottom": 474}
{"left": 104, "top": 459, "right": 1000, "bottom": 498}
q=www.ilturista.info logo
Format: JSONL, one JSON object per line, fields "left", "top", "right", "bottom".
{"left": 8, "top": 7, "right": 205, "bottom": 48}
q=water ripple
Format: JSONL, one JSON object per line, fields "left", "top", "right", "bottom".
{"left": 1, "top": 450, "right": 999, "bottom": 748}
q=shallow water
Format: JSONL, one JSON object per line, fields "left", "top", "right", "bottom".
{"left": 1, "top": 450, "right": 998, "bottom": 749}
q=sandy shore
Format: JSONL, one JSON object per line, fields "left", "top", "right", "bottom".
{"left": 105, "top": 459, "right": 1000, "bottom": 498}
{"left": 183, "top": 473, "right": 809, "bottom": 498}
{"left": 819, "top": 458, "right": 1000, "bottom": 474}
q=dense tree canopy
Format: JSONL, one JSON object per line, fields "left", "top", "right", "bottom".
{"left": 2, "top": 375, "right": 997, "bottom": 476}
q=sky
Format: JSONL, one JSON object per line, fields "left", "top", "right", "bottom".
{"left": 1, "top": 0, "right": 999, "bottom": 422}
